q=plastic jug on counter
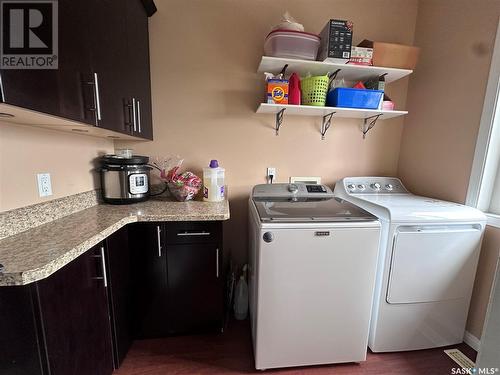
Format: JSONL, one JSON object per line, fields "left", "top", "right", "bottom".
{"left": 203, "top": 160, "right": 225, "bottom": 202}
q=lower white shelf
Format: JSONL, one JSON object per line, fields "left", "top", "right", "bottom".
{"left": 256, "top": 103, "right": 408, "bottom": 119}
{"left": 256, "top": 103, "right": 408, "bottom": 139}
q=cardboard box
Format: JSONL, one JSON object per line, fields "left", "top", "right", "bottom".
{"left": 267, "top": 79, "right": 289, "bottom": 104}
{"left": 358, "top": 40, "right": 420, "bottom": 70}
{"left": 318, "top": 19, "right": 353, "bottom": 63}
{"left": 349, "top": 46, "right": 373, "bottom": 66}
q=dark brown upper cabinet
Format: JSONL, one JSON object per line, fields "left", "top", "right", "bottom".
{"left": 0, "top": 0, "right": 154, "bottom": 140}
{"left": 124, "top": 0, "right": 154, "bottom": 140}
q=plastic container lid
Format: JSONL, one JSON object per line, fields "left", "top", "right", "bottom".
{"left": 209, "top": 160, "right": 219, "bottom": 168}
{"left": 101, "top": 154, "right": 149, "bottom": 165}
{"left": 265, "top": 29, "right": 320, "bottom": 41}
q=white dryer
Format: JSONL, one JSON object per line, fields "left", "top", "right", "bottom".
{"left": 248, "top": 183, "right": 381, "bottom": 369}
{"left": 334, "top": 177, "right": 487, "bottom": 352}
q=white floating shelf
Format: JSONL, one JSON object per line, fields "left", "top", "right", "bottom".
{"left": 256, "top": 103, "right": 408, "bottom": 119}
{"left": 257, "top": 56, "right": 412, "bottom": 84}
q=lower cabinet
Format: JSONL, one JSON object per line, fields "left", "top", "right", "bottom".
{"left": 0, "top": 221, "right": 224, "bottom": 374}
{"left": 37, "top": 245, "right": 113, "bottom": 375}
{"left": 129, "top": 222, "right": 170, "bottom": 338}
{"left": 0, "top": 226, "right": 131, "bottom": 375}
{"left": 0, "top": 244, "right": 114, "bottom": 375}
{"left": 130, "top": 221, "right": 224, "bottom": 338}
{"left": 104, "top": 228, "right": 133, "bottom": 369}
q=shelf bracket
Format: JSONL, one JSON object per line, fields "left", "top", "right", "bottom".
{"left": 321, "top": 112, "right": 336, "bottom": 140}
{"left": 275, "top": 108, "right": 285, "bottom": 136}
{"left": 362, "top": 114, "right": 383, "bottom": 139}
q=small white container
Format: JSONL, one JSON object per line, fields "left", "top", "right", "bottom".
{"left": 203, "top": 160, "right": 225, "bottom": 202}
{"left": 264, "top": 30, "right": 320, "bottom": 61}
{"left": 234, "top": 275, "right": 248, "bottom": 320}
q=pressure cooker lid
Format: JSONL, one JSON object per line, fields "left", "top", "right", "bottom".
{"left": 100, "top": 154, "right": 149, "bottom": 165}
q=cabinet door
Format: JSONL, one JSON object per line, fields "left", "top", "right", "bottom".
{"left": 166, "top": 243, "right": 223, "bottom": 334}
{"left": 85, "top": 0, "right": 130, "bottom": 134}
{"left": 0, "top": 286, "right": 47, "bottom": 375}
{"left": 57, "top": 0, "right": 96, "bottom": 125}
{"left": 129, "top": 223, "right": 169, "bottom": 338}
{"left": 105, "top": 227, "right": 132, "bottom": 369}
{"left": 124, "top": 0, "right": 153, "bottom": 139}
{"left": 36, "top": 245, "right": 113, "bottom": 375}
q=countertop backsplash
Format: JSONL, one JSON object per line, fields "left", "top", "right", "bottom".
{"left": 0, "top": 190, "right": 102, "bottom": 240}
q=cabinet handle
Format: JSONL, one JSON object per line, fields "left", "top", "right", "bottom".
{"left": 156, "top": 225, "right": 162, "bottom": 257}
{"left": 137, "top": 100, "right": 141, "bottom": 133}
{"left": 100, "top": 246, "right": 108, "bottom": 288}
{"left": 93, "top": 73, "right": 102, "bottom": 121}
{"left": 216, "top": 248, "right": 219, "bottom": 278}
{"left": 124, "top": 99, "right": 133, "bottom": 131}
{"left": 132, "top": 98, "right": 137, "bottom": 132}
{"left": 177, "top": 231, "right": 211, "bottom": 237}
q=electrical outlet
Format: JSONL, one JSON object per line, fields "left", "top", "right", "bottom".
{"left": 37, "top": 173, "right": 53, "bottom": 197}
{"left": 267, "top": 167, "right": 276, "bottom": 183}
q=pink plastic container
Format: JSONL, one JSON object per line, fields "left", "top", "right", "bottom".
{"left": 264, "top": 30, "right": 320, "bottom": 61}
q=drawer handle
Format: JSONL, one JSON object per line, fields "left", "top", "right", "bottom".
{"left": 137, "top": 100, "right": 141, "bottom": 133}
{"left": 157, "top": 225, "right": 162, "bottom": 257}
{"left": 91, "top": 247, "right": 107, "bottom": 287}
{"left": 100, "top": 246, "right": 108, "bottom": 288}
{"left": 216, "top": 248, "right": 219, "bottom": 278}
{"left": 132, "top": 97, "right": 137, "bottom": 132}
{"left": 177, "top": 231, "right": 211, "bottom": 237}
{"left": 84, "top": 73, "right": 102, "bottom": 123}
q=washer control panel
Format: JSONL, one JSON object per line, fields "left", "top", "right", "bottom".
{"left": 344, "top": 177, "right": 408, "bottom": 194}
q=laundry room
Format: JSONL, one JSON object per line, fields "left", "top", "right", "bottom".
{"left": 0, "top": 0, "right": 500, "bottom": 374}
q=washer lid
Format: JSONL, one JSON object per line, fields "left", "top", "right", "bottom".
{"left": 253, "top": 197, "right": 377, "bottom": 222}
{"left": 353, "top": 194, "right": 487, "bottom": 222}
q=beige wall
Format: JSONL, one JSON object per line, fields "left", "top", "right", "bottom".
{"left": 398, "top": 0, "right": 500, "bottom": 202}
{"left": 398, "top": 0, "right": 500, "bottom": 338}
{"left": 0, "top": 122, "right": 113, "bottom": 211}
{"left": 117, "top": 0, "right": 419, "bottom": 264}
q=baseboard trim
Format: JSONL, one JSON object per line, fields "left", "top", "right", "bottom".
{"left": 464, "top": 330, "right": 481, "bottom": 352}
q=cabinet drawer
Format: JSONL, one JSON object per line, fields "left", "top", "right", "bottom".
{"left": 166, "top": 222, "right": 222, "bottom": 245}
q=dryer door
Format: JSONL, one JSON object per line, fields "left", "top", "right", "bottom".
{"left": 386, "top": 225, "right": 482, "bottom": 304}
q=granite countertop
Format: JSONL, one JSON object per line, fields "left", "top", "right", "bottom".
{"left": 0, "top": 197, "right": 230, "bottom": 286}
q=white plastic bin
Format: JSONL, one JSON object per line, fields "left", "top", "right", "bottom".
{"left": 264, "top": 30, "right": 320, "bottom": 61}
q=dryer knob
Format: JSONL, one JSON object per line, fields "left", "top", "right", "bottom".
{"left": 370, "top": 183, "right": 381, "bottom": 190}
{"left": 385, "top": 184, "right": 394, "bottom": 191}
{"left": 347, "top": 184, "right": 356, "bottom": 190}
{"left": 263, "top": 232, "right": 274, "bottom": 243}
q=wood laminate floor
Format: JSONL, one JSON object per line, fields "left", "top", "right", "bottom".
{"left": 115, "top": 320, "right": 476, "bottom": 375}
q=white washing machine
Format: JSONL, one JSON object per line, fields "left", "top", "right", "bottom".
{"left": 248, "top": 183, "right": 381, "bottom": 370}
{"left": 334, "top": 177, "right": 487, "bottom": 352}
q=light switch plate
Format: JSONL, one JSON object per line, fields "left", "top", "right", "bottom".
{"left": 37, "top": 173, "right": 53, "bottom": 197}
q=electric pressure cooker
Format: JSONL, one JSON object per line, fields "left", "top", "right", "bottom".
{"left": 100, "top": 154, "right": 152, "bottom": 204}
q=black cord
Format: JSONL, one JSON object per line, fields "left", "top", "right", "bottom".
{"left": 149, "top": 164, "right": 169, "bottom": 196}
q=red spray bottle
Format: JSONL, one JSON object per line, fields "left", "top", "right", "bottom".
{"left": 288, "top": 72, "right": 301, "bottom": 105}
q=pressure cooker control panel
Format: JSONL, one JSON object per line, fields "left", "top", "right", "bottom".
{"left": 129, "top": 173, "right": 148, "bottom": 194}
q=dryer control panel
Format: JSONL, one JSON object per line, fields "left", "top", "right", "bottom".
{"left": 343, "top": 177, "right": 408, "bottom": 195}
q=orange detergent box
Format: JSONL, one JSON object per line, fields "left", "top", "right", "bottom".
{"left": 267, "top": 79, "right": 289, "bottom": 104}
